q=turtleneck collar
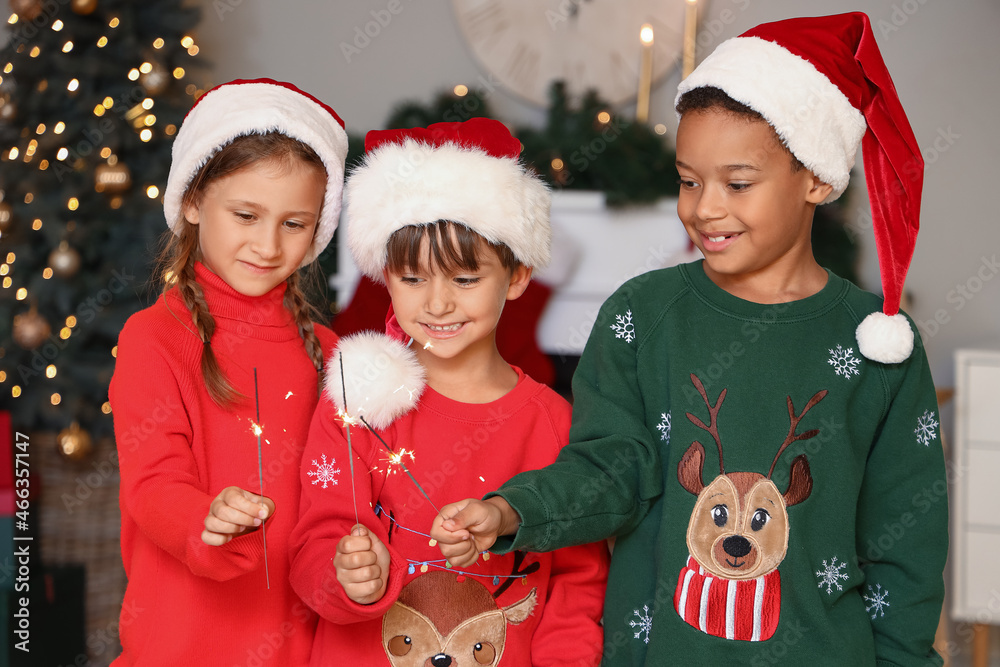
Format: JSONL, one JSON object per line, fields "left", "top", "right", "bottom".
{"left": 164, "top": 262, "right": 299, "bottom": 341}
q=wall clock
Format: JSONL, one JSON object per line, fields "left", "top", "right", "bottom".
{"left": 451, "top": 0, "right": 689, "bottom": 107}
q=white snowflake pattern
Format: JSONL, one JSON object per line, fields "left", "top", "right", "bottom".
{"left": 629, "top": 604, "right": 652, "bottom": 644}
{"left": 656, "top": 412, "right": 671, "bottom": 444}
{"left": 828, "top": 344, "right": 861, "bottom": 379}
{"left": 914, "top": 410, "right": 939, "bottom": 446}
{"left": 815, "top": 556, "right": 850, "bottom": 594}
{"left": 610, "top": 310, "right": 636, "bottom": 343}
{"left": 307, "top": 453, "right": 341, "bottom": 489}
{"left": 863, "top": 584, "right": 890, "bottom": 619}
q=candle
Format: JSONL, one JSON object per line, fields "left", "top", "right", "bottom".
{"left": 637, "top": 23, "right": 654, "bottom": 123}
{"left": 683, "top": 0, "right": 698, "bottom": 79}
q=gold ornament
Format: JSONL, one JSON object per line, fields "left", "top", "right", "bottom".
{"left": 95, "top": 162, "right": 132, "bottom": 193}
{"left": 12, "top": 307, "right": 51, "bottom": 350}
{"left": 49, "top": 240, "right": 82, "bottom": 278}
{"left": 9, "top": 0, "right": 43, "bottom": 21}
{"left": 70, "top": 0, "right": 97, "bottom": 14}
{"left": 139, "top": 63, "right": 170, "bottom": 95}
{"left": 0, "top": 200, "right": 12, "bottom": 232}
{"left": 58, "top": 422, "right": 93, "bottom": 462}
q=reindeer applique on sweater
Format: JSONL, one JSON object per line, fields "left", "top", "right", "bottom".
{"left": 382, "top": 570, "right": 537, "bottom": 667}
{"left": 673, "top": 374, "right": 827, "bottom": 642}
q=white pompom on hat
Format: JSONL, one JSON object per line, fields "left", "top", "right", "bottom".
{"left": 345, "top": 117, "right": 551, "bottom": 281}
{"left": 324, "top": 332, "right": 425, "bottom": 430}
{"left": 163, "top": 78, "right": 349, "bottom": 267}
{"left": 677, "top": 13, "right": 924, "bottom": 363}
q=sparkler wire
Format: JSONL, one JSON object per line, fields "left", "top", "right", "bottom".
{"left": 359, "top": 415, "right": 441, "bottom": 516}
{"left": 338, "top": 353, "right": 361, "bottom": 527}
{"left": 253, "top": 368, "right": 270, "bottom": 589}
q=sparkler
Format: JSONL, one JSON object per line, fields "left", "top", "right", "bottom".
{"left": 253, "top": 368, "right": 270, "bottom": 589}
{"left": 381, "top": 447, "right": 415, "bottom": 475}
{"left": 331, "top": 337, "right": 429, "bottom": 537}
{"left": 338, "top": 352, "right": 361, "bottom": 527}
{"left": 359, "top": 415, "right": 441, "bottom": 516}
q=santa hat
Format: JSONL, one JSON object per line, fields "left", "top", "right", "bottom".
{"left": 163, "top": 78, "right": 349, "bottom": 266}
{"left": 345, "top": 117, "right": 551, "bottom": 280}
{"left": 677, "top": 13, "right": 923, "bottom": 364}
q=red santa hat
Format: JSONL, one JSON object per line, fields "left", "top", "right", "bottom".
{"left": 677, "top": 13, "right": 923, "bottom": 364}
{"left": 163, "top": 78, "right": 349, "bottom": 266}
{"left": 345, "top": 117, "right": 551, "bottom": 280}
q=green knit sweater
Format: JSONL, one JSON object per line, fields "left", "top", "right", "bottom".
{"left": 493, "top": 262, "right": 947, "bottom": 666}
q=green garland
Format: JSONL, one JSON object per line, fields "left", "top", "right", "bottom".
{"left": 517, "top": 81, "right": 679, "bottom": 207}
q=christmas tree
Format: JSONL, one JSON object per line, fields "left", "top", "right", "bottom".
{"left": 0, "top": 0, "right": 202, "bottom": 447}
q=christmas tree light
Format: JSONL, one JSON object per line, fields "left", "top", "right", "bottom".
{"left": 0, "top": 0, "right": 203, "bottom": 441}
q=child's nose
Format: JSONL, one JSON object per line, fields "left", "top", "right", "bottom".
{"left": 695, "top": 184, "right": 726, "bottom": 221}
{"left": 425, "top": 281, "right": 454, "bottom": 315}
{"left": 250, "top": 224, "right": 281, "bottom": 260}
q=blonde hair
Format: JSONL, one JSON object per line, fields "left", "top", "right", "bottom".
{"left": 157, "top": 132, "right": 327, "bottom": 407}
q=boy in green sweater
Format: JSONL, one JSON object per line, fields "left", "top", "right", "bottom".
{"left": 431, "top": 12, "right": 947, "bottom": 667}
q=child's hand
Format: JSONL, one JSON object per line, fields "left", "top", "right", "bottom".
{"left": 334, "top": 525, "right": 390, "bottom": 605}
{"left": 431, "top": 497, "right": 520, "bottom": 568}
{"left": 201, "top": 486, "right": 275, "bottom": 547}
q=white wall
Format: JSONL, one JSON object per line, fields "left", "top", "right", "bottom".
{"left": 196, "top": 0, "right": 1000, "bottom": 385}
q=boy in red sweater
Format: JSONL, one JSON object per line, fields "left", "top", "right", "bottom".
{"left": 290, "top": 118, "right": 609, "bottom": 666}
{"left": 110, "top": 80, "right": 348, "bottom": 665}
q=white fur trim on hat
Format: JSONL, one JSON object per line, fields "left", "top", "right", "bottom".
{"left": 163, "top": 81, "right": 349, "bottom": 266}
{"left": 856, "top": 311, "right": 914, "bottom": 363}
{"left": 345, "top": 139, "right": 551, "bottom": 280}
{"left": 323, "top": 332, "right": 425, "bottom": 430}
{"left": 677, "top": 36, "right": 867, "bottom": 203}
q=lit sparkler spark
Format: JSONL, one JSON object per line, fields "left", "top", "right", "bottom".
{"left": 284, "top": 391, "right": 294, "bottom": 399}
{"left": 423, "top": 340, "right": 433, "bottom": 350}
{"left": 249, "top": 421, "right": 263, "bottom": 437}
{"left": 337, "top": 409, "right": 361, "bottom": 427}
{"left": 383, "top": 448, "right": 416, "bottom": 475}
{"left": 359, "top": 415, "right": 442, "bottom": 515}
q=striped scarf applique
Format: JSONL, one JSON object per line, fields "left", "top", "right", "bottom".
{"left": 673, "top": 555, "right": 781, "bottom": 641}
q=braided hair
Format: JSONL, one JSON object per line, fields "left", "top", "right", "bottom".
{"left": 156, "top": 132, "right": 327, "bottom": 407}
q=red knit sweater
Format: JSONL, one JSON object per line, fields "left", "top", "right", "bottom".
{"left": 290, "top": 368, "right": 609, "bottom": 666}
{"left": 109, "top": 263, "right": 338, "bottom": 666}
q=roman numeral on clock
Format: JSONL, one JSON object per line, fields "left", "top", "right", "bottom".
{"left": 504, "top": 43, "right": 541, "bottom": 90}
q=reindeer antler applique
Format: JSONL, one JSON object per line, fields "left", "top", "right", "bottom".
{"left": 673, "top": 374, "right": 828, "bottom": 642}
{"left": 678, "top": 373, "right": 727, "bottom": 495}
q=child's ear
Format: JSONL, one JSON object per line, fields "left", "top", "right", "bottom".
{"left": 182, "top": 200, "right": 201, "bottom": 225}
{"left": 505, "top": 265, "right": 533, "bottom": 301}
{"left": 805, "top": 174, "right": 834, "bottom": 204}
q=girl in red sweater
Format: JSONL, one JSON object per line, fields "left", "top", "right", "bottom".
{"left": 290, "top": 118, "right": 609, "bottom": 666}
{"left": 108, "top": 79, "right": 348, "bottom": 666}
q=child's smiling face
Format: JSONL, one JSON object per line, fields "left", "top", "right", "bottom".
{"left": 675, "top": 109, "right": 832, "bottom": 290}
{"left": 384, "top": 228, "right": 530, "bottom": 366}
{"left": 183, "top": 157, "right": 325, "bottom": 296}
